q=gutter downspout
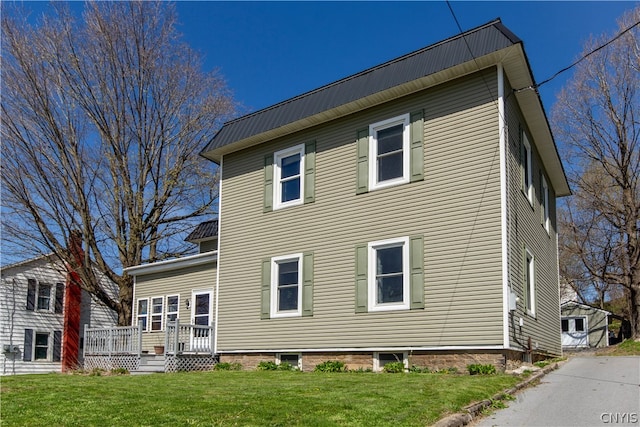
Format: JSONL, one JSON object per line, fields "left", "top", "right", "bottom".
{"left": 498, "top": 63, "right": 511, "bottom": 349}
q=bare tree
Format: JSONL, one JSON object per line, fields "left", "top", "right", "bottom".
{"left": 1, "top": 2, "right": 235, "bottom": 325}
{"left": 553, "top": 6, "right": 640, "bottom": 339}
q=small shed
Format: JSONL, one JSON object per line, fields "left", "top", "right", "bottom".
{"left": 560, "top": 301, "right": 611, "bottom": 349}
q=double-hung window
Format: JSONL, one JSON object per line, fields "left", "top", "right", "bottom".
{"left": 524, "top": 248, "right": 536, "bottom": 316}
{"left": 270, "top": 254, "right": 303, "bottom": 318}
{"left": 137, "top": 298, "right": 149, "bottom": 331}
{"left": 369, "top": 114, "right": 410, "bottom": 191}
{"left": 541, "top": 174, "right": 550, "bottom": 234}
{"left": 34, "top": 332, "right": 49, "bottom": 360}
{"left": 166, "top": 295, "right": 179, "bottom": 323}
{"left": 274, "top": 144, "right": 305, "bottom": 210}
{"left": 36, "top": 283, "right": 52, "bottom": 311}
{"left": 368, "top": 237, "right": 410, "bottom": 312}
{"left": 522, "top": 131, "right": 533, "bottom": 205}
{"left": 150, "top": 296, "right": 164, "bottom": 331}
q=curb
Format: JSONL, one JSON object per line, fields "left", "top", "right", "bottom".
{"left": 431, "top": 361, "right": 564, "bottom": 427}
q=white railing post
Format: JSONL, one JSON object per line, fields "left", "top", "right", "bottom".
{"left": 137, "top": 320, "right": 143, "bottom": 357}
{"left": 83, "top": 324, "right": 88, "bottom": 358}
{"left": 173, "top": 321, "right": 179, "bottom": 354}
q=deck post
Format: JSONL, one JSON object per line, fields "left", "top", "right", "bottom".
{"left": 137, "top": 320, "right": 143, "bottom": 357}
{"left": 173, "top": 321, "right": 180, "bottom": 354}
{"left": 83, "top": 324, "right": 88, "bottom": 359}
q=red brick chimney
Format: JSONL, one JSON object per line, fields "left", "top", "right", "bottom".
{"left": 62, "top": 231, "right": 83, "bottom": 372}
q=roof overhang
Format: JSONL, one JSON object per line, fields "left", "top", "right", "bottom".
{"left": 124, "top": 251, "right": 217, "bottom": 276}
{"left": 561, "top": 301, "right": 612, "bottom": 315}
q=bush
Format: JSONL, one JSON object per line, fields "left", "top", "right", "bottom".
{"left": 382, "top": 362, "right": 405, "bottom": 373}
{"left": 213, "top": 362, "right": 242, "bottom": 371}
{"left": 110, "top": 367, "right": 129, "bottom": 375}
{"left": 467, "top": 364, "right": 496, "bottom": 375}
{"left": 277, "top": 362, "right": 295, "bottom": 371}
{"left": 256, "top": 361, "right": 278, "bottom": 371}
{"left": 409, "top": 365, "right": 431, "bottom": 373}
{"left": 314, "top": 360, "right": 346, "bottom": 373}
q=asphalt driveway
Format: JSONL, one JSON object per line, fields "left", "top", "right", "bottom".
{"left": 475, "top": 356, "right": 640, "bottom": 427}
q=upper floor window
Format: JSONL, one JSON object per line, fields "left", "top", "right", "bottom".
{"left": 522, "top": 131, "right": 533, "bottom": 205}
{"left": 36, "top": 284, "right": 52, "bottom": 311}
{"left": 541, "top": 174, "right": 550, "bottom": 234}
{"left": 369, "top": 114, "right": 410, "bottom": 191}
{"left": 274, "top": 144, "right": 305, "bottom": 210}
{"left": 26, "top": 279, "right": 63, "bottom": 313}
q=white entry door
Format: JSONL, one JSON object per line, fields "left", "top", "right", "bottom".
{"left": 191, "top": 290, "right": 212, "bottom": 352}
{"left": 561, "top": 317, "right": 588, "bottom": 347}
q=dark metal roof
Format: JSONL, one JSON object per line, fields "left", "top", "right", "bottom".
{"left": 185, "top": 220, "right": 218, "bottom": 242}
{"left": 201, "top": 19, "right": 521, "bottom": 157}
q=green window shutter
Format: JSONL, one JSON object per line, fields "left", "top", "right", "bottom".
{"left": 355, "top": 244, "right": 368, "bottom": 313}
{"left": 355, "top": 128, "right": 369, "bottom": 194}
{"left": 410, "top": 110, "right": 424, "bottom": 182}
{"left": 304, "top": 141, "right": 316, "bottom": 204}
{"left": 302, "top": 252, "right": 314, "bottom": 317}
{"left": 261, "top": 258, "right": 271, "bottom": 319}
{"left": 409, "top": 235, "right": 425, "bottom": 309}
{"left": 263, "top": 154, "right": 274, "bottom": 212}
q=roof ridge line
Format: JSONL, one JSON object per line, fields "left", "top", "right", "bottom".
{"left": 220, "top": 18, "right": 505, "bottom": 126}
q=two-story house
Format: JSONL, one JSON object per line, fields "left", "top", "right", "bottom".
{"left": 0, "top": 255, "right": 117, "bottom": 375}
{"left": 199, "top": 19, "right": 569, "bottom": 372}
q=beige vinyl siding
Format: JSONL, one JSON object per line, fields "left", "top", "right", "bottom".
{"left": 218, "top": 69, "right": 504, "bottom": 351}
{"left": 505, "top": 78, "right": 561, "bottom": 356}
{"left": 133, "top": 264, "right": 216, "bottom": 350}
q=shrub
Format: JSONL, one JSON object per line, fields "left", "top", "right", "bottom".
{"left": 409, "top": 365, "right": 431, "bottom": 373}
{"left": 214, "top": 362, "right": 242, "bottom": 371}
{"left": 256, "top": 361, "right": 278, "bottom": 371}
{"left": 110, "top": 367, "right": 129, "bottom": 375}
{"left": 382, "top": 362, "right": 405, "bottom": 373}
{"left": 277, "top": 362, "right": 295, "bottom": 371}
{"left": 314, "top": 360, "right": 346, "bottom": 373}
{"left": 467, "top": 364, "right": 496, "bottom": 375}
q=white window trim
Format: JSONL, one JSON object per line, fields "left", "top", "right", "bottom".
{"left": 166, "top": 294, "right": 180, "bottom": 324}
{"left": 525, "top": 248, "right": 536, "bottom": 316}
{"left": 373, "top": 351, "right": 408, "bottom": 372}
{"left": 35, "top": 282, "right": 53, "bottom": 312}
{"left": 368, "top": 237, "right": 410, "bottom": 312}
{"left": 523, "top": 132, "right": 533, "bottom": 206}
{"left": 33, "top": 331, "right": 50, "bottom": 361}
{"left": 270, "top": 253, "right": 303, "bottom": 318}
{"left": 273, "top": 144, "right": 305, "bottom": 210}
{"left": 150, "top": 295, "right": 164, "bottom": 331}
{"left": 191, "top": 289, "right": 214, "bottom": 326}
{"left": 369, "top": 114, "right": 410, "bottom": 191}
{"left": 541, "top": 174, "right": 550, "bottom": 234}
{"left": 136, "top": 297, "right": 149, "bottom": 331}
{"left": 276, "top": 353, "right": 302, "bottom": 370}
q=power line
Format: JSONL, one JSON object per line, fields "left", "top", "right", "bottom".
{"left": 516, "top": 19, "right": 640, "bottom": 93}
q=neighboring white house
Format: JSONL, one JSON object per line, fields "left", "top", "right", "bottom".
{"left": 0, "top": 255, "right": 117, "bottom": 375}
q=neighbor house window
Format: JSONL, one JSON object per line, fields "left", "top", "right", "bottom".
{"left": 369, "top": 114, "right": 410, "bottom": 191}
{"left": 270, "top": 254, "right": 303, "bottom": 318}
{"left": 273, "top": 144, "right": 305, "bottom": 210}
{"left": 36, "top": 283, "right": 52, "bottom": 311}
{"left": 166, "top": 295, "right": 179, "bottom": 323}
{"left": 368, "top": 237, "right": 410, "bottom": 312}
{"left": 574, "top": 317, "right": 585, "bottom": 332}
{"left": 525, "top": 248, "right": 536, "bottom": 316}
{"left": 150, "top": 296, "right": 164, "bottom": 331}
{"left": 137, "top": 298, "right": 149, "bottom": 331}
{"left": 541, "top": 174, "right": 550, "bottom": 233}
{"left": 34, "top": 332, "right": 49, "bottom": 360}
{"left": 374, "top": 352, "right": 407, "bottom": 372}
{"left": 522, "top": 131, "right": 533, "bottom": 205}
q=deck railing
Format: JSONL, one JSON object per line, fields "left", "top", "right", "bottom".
{"left": 83, "top": 322, "right": 142, "bottom": 356}
{"left": 165, "top": 321, "right": 215, "bottom": 355}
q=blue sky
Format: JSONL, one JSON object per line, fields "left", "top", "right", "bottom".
{"left": 17, "top": 1, "right": 636, "bottom": 116}
{"left": 169, "top": 1, "right": 636, "bottom": 115}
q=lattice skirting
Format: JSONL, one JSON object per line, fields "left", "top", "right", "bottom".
{"left": 165, "top": 354, "right": 218, "bottom": 373}
{"left": 83, "top": 355, "right": 140, "bottom": 372}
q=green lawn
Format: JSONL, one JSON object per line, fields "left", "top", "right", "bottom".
{"left": 1, "top": 370, "right": 520, "bottom": 426}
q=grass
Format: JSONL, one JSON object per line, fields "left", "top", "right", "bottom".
{"left": 597, "top": 339, "right": 640, "bottom": 356}
{"left": 0, "top": 370, "right": 521, "bottom": 426}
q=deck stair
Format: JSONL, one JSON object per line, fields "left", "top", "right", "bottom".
{"left": 132, "top": 354, "right": 165, "bottom": 375}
